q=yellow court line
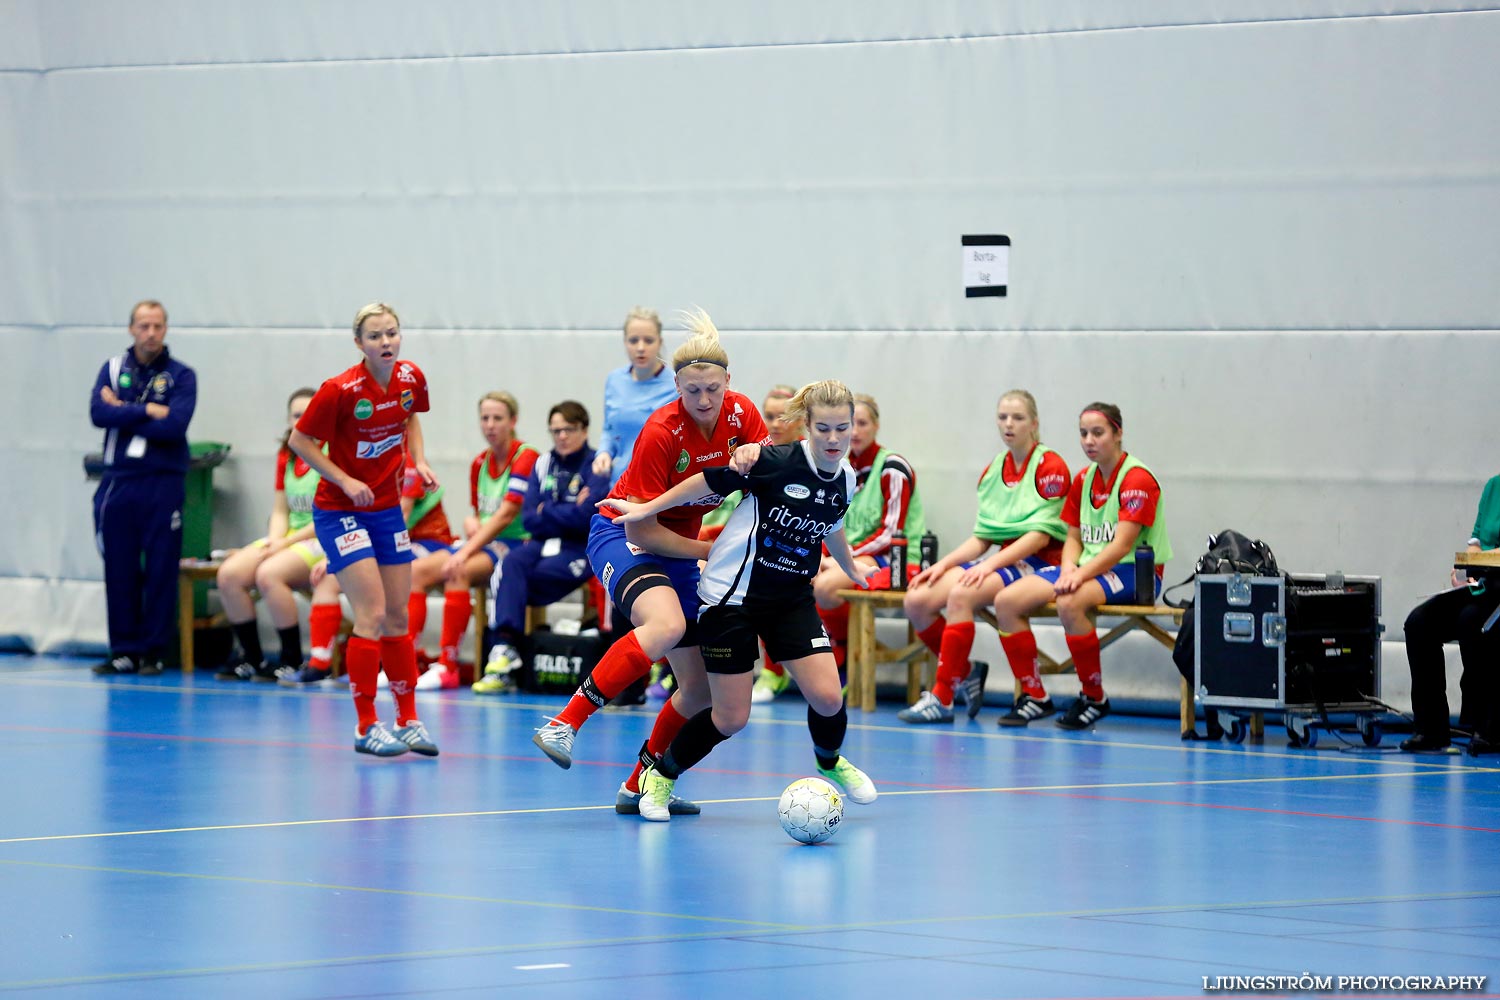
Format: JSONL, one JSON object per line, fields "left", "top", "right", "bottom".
{"left": 0, "top": 765, "right": 1479, "bottom": 846}
{"left": 1, "top": 881, "right": 1497, "bottom": 992}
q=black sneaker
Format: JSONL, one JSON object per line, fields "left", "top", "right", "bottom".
{"left": 1399, "top": 732, "right": 1451, "bottom": 753}
{"left": 216, "top": 659, "right": 256, "bottom": 681}
{"left": 998, "top": 693, "right": 1056, "bottom": 727}
{"left": 1056, "top": 695, "right": 1111, "bottom": 730}
{"left": 137, "top": 659, "right": 165, "bottom": 677}
{"left": 958, "top": 661, "right": 990, "bottom": 720}
{"left": 92, "top": 654, "right": 138, "bottom": 675}
{"left": 250, "top": 662, "right": 281, "bottom": 683}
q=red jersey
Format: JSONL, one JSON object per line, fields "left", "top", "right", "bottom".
{"left": 1060, "top": 455, "right": 1162, "bottom": 531}
{"left": 272, "top": 446, "right": 311, "bottom": 488}
{"left": 608, "top": 390, "right": 771, "bottom": 539}
{"left": 402, "top": 454, "right": 455, "bottom": 544}
{"left": 297, "top": 360, "right": 430, "bottom": 512}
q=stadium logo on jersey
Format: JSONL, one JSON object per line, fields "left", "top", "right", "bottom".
{"left": 354, "top": 399, "right": 374, "bottom": 420}
{"left": 675, "top": 449, "right": 690, "bottom": 473}
{"left": 1080, "top": 521, "right": 1117, "bottom": 546}
{"left": 355, "top": 431, "right": 403, "bottom": 460}
{"left": 783, "top": 483, "right": 811, "bottom": 499}
{"left": 400, "top": 388, "right": 415, "bottom": 411}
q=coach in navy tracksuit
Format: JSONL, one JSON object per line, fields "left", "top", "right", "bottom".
{"left": 483, "top": 400, "right": 611, "bottom": 671}
{"left": 89, "top": 300, "right": 198, "bottom": 675}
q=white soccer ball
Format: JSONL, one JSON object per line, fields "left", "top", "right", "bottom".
{"left": 778, "top": 777, "right": 844, "bottom": 845}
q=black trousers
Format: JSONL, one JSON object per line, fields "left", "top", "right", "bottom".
{"left": 93, "top": 472, "right": 185, "bottom": 659}
{"left": 1403, "top": 583, "right": 1500, "bottom": 739}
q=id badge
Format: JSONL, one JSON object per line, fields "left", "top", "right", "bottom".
{"left": 541, "top": 537, "right": 563, "bottom": 558}
{"left": 126, "top": 436, "right": 147, "bottom": 459}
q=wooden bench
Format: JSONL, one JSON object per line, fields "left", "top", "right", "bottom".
{"left": 838, "top": 588, "right": 1198, "bottom": 731}
{"left": 177, "top": 559, "right": 226, "bottom": 673}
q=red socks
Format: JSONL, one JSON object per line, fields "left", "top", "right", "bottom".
{"left": 1000, "top": 629, "right": 1049, "bottom": 700}
{"left": 345, "top": 635, "right": 382, "bottom": 733}
{"left": 406, "top": 591, "right": 428, "bottom": 640}
{"left": 308, "top": 603, "right": 343, "bottom": 672}
{"left": 916, "top": 615, "right": 947, "bottom": 657}
{"left": 931, "top": 620, "right": 975, "bottom": 706}
{"left": 1066, "top": 631, "right": 1104, "bottom": 700}
{"left": 555, "top": 630, "right": 653, "bottom": 730}
{"left": 439, "top": 589, "right": 471, "bottom": 668}
{"left": 381, "top": 634, "right": 419, "bottom": 725}
{"left": 626, "top": 698, "right": 690, "bottom": 793}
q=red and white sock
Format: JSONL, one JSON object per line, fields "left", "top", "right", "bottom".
{"left": 1065, "top": 631, "right": 1104, "bottom": 701}
{"left": 308, "top": 603, "right": 343, "bottom": 673}
{"left": 438, "top": 589, "right": 471, "bottom": 669}
{"left": 345, "top": 635, "right": 382, "bottom": 733}
{"left": 381, "top": 634, "right": 419, "bottom": 726}
{"left": 931, "top": 620, "right": 975, "bottom": 706}
{"left": 1000, "top": 629, "right": 1048, "bottom": 700}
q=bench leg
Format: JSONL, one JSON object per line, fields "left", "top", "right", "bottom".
{"left": 906, "top": 622, "right": 923, "bottom": 705}
{"left": 847, "top": 600, "right": 877, "bottom": 711}
{"left": 471, "top": 587, "right": 488, "bottom": 671}
{"left": 1179, "top": 676, "right": 1193, "bottom": 734}
{"left": 178, "top": 574, "right": 195, "bottom": 673}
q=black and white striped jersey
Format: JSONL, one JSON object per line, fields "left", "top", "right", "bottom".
{"left": 698, "top": 441, "right": 856, "bottom": 607}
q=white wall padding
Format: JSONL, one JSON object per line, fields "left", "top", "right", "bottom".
{"left": 3, "top": 4, "right": 1497, "bottom": 726}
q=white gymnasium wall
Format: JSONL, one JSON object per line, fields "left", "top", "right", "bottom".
{"left": 4, "top": 3, "right": 1498, "bottom": 711}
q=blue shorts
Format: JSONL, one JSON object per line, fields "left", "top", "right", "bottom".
{"left": 414, "top": 539, "right": 511, "bottom": 565}
{"left": 586, "top": 514, "right": 700, "bottom": 624}
{"left": 313, "top": 505, "right": 414, "bottom": 574}
{"left": 1032, "top": 562, "right": 1161, "bottom": 601}
{"left": 960, "top": 553, "right": 1052, "bottom": 586}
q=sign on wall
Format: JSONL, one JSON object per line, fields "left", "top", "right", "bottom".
{"left": 963, "top": 235, "right": 1009, "bottom": 297}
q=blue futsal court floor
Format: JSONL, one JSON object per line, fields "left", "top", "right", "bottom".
{"left": 2, "top": 654, "right": 1498, "bottom": 999}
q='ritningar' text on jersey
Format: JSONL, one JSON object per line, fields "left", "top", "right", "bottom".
{"left": 698, "top": 441, "right": 856, "bottom": 607}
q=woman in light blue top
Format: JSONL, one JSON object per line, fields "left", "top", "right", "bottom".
{"left": 593, "top": 307, "right": 678, "bottom": 488}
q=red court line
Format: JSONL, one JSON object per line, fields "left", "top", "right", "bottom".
{"left": 1018, "top": 788, "right": 1500, "bottom": 834}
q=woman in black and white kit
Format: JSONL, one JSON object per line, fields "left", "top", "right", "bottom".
{"left": 597, "top": 379, "right": 878, "bottom": 821}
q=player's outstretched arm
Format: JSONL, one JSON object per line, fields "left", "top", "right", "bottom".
{"left": 595, "top": 472, "right": 714, "bottom": 524}
{"left": 826, "top": 528, "right": 873, "bottom": 589}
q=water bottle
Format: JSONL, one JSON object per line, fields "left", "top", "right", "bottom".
{"left": 919, "top": 531, "right": 939, "bottom": 574}
{"left": 890, "top": 530, "right": 908, "bottom": 590}
{"left": 1133, "top": 545, "right": 1155, "bottom": 605}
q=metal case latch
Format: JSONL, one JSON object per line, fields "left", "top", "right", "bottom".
{"left": 1226, "top": 574, "right": 1252, "bottom": 606}
{"left": 1262, "top": 613, "right": 1286, "bottom": 647}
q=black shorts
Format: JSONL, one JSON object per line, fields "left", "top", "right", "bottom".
{"left": 697, "top": 594, "right": 832, "bottom": 674}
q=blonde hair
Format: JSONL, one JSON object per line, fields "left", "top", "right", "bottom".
{"left": 998, "top": 389, "right": 1039, "bottom": 422}
{"left": 671, "top": 308, "right": 729, "bottom": 373}
{"left": 763, "top": 384, "right": 796, "bottom": 406}
{"left": 353, "top": 302, "right": 400, "bottom": 337}
{"left": 478, "top": 390, "right": 519, "bottom": 419}
{"left": 623, "top": 307, "right": 662, "bottom": 336}
{"left": 853, "top": 392, "right": 880, "bottom": 425}
{"left": 785, "top": 379, "right": 855, "bottom": 428}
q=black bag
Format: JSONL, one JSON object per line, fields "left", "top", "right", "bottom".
{"left": 1168, "top": 529, "right": 1281, "bottom": 682}
{"left": 517, "top": 631, "right": 607, "bottom": 694}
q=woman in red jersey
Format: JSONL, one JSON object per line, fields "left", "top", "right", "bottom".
{"left": 531, "top": 310, "right": 769, "bottom": 818}
{"left": 288, "top": 302, "right": 441, "bottom": 758}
